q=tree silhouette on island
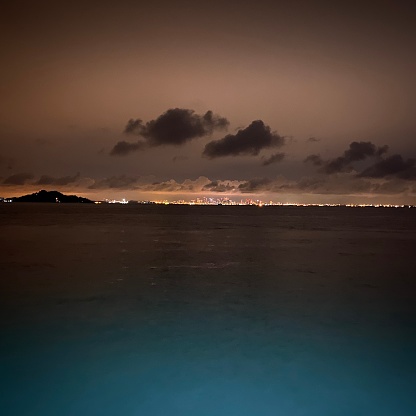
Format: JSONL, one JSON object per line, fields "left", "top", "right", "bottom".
{"left": 10, "top": 190, "right": 94, "bottom": 203}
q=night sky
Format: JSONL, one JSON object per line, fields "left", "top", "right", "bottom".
{"left": 1, "top": 0, "right": 416, "bottom": 203}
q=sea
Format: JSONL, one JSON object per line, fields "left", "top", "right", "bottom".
{"left": 0, "top": 203, "right": 415, "bottom": 415}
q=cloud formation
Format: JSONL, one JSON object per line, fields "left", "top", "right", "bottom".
{"left": 141, "top": 176, "right": 212, "bottom": 193}
{"left": 1, "top": 170, "right": 415, "bottom": 202}
{"left": 88, "top": 175, "right": 214, "bottom": 192}
{"left": 305, "top": 141, "right": 389, "bottom": 174}
{"left": 238, "top": 177, "right": 273, "bottom": 192}
{"left": 2, "top": 172, "right": 34, "bottom": 185}
{"left": 304, "top": 141, "right": 416, "bottom": 181}
{"left": 88, "top": 175, "right": 143, "bottom": 189}
{"left": 203, "top": 120, "right": 285, "bottom": 158}
{"left": 35, "top": 173, "right": 80, "bottom": 186}
{"left": 262, "top": 152, "right": 285, "bottom": 166}
{"left": 202, "top": 180, "right": 240, "bottom": 193}
{"left": 110, "top": 141, "right": 146, "bottom": 156}
{"left": 304, "top": 154, "right": 324, "bottom": 166}
{"left": 111, "top": 109, "right": 229, "bottom": 156}
{"left": 230, "top": 173, "right": 416, "bottom": 197}
{"left": 359, "top": 154, "right": 416, "bottom": 179}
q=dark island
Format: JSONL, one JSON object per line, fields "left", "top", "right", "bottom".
{"left": 10, "top": 190, "right": 94, "bottom": 203}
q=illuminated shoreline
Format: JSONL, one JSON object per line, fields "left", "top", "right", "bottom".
{"left": 93, "top": 198, "right": 415, "bottom": 208}
{"left": 2, "top": 194, "right": 414, "bottom": 208}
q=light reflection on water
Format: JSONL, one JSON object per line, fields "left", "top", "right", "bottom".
{"left": 1, "top": 204, "right": 416, "bottom": 415}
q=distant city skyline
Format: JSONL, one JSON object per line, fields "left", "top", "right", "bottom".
{"left": 2, "top": 190, "right": 416, "bottom": 209}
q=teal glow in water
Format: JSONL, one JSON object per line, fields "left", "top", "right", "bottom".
{"left": 1, "top": 205, "right": 415, "bottom": 415}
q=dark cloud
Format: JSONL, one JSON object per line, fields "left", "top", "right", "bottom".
{"left": 203, "top": 120, "right": 284, "bottom": 158}
{"left": 344, "top": 141, "right": 387, "bottom": 161}
{"left": 238, "top": 177, "right": 273, "bottom": 192}
{"left": 262, "top": 152, "right": 285, "bottom": 166}
{"left": 2, "top": 172, "right": 34, "bottom": 185}
{"left": 304, "top": 154, "right": 324, "bottom": 166}
{"left": 323, "top": 156, "right": 352, "bottom": 174}
{"left": 202, "top": 180, "right": 237, "bottom": 193}
{"left": 124, "top": 119, "right": 143, "bottom": 135}
{"left": 305, "top": 141, "right": 389, "bottom": 174}
{"left": 35, "top": 173, "right": 80, "bottom": 186}
{"left": 144, "top": 177, "right": 212, "bottom": 193}
{"left": 202, "top": 111, "right": 230, "bottom": 132}
{"left": 359, "top": 154, "right": 416, "bottom": 179}
{"left": 141, "top": 108, "right": 229, "bottom": 145}
{"left": 110, "top": 140, "right": 146, "bottom": 156}
{"left": 222, "top": 173, "right": 416, "bottom": 197}
{"left": 376, "top": 145, "right": 389, "bottom": 157}
{"left": 88, "top": 176, "right": 211, "bottom": 192}
{"left": 136, "top": 172, "right": 412, "bottom": 198}
{"left": 296, "top": 174, "right": 416, "bottom": 196}
{"left": 89, "top": 175, "right": 142, "bottom": 189}
{"left": 324, "top": 141, "right": 378, "bottom": 173}
{"left": 112, "top": 108, "right": 229, "bottom": 156}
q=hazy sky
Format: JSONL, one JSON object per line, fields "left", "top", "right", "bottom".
{"left": 1, "top": 0, "right": 416, "bottom": 203}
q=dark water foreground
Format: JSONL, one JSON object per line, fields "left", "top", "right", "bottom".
{"left": 1, "top": 204, "right": 415, "bottom": 415}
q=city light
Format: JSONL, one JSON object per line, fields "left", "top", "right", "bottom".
{"left": 93, "top": 197, "right": 415, "bottom": 208}
{"left": 1, "top": 195, "right": 414, "bottom": 208}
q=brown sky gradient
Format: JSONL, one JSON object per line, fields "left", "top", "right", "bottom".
{"left": 1, "top": 0, "right": 416, "bottom": 203}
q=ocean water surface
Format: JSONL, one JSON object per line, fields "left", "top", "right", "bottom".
{"left": 0, "top": 204, "right": 415, "bottom": 415}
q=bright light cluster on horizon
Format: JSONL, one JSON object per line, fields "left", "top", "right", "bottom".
{"left": 94, "top": 196, "right": 415, "bottom": 208}
{"left": 1, "top": 196, "right": 414, "bottom": 208}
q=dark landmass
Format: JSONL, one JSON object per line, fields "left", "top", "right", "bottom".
{"left": 10, "top": 190, "right": 94, "bottom": 203}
